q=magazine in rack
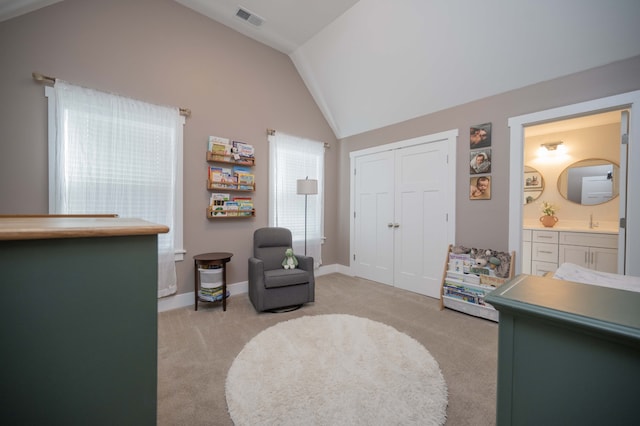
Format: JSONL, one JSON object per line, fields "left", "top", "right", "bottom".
{"left": 440, "top": 245, "right": 514, "bottom": 322}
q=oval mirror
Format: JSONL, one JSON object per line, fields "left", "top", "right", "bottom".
{"left": 523, "top": 165, "right": 544, "bottom": 205}
{"left": 557, "top": 159, "right": 619, "bottom": 205}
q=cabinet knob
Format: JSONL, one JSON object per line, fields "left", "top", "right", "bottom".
{"left": 393, "top": 223, "right": 400, "bottom": 228}
{"left": 388, "top": 223, "right": 394, "bottom": 228}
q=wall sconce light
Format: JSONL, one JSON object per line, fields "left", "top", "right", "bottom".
{"left": 541, "top": 141, "right": 564, "bottom": 151}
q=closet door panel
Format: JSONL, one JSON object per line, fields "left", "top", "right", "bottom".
{"left": 394, "top": 141, "right": 448, "bottom": 297}
{"left": 353, "top": 151, "right": 394, "bottom": 285}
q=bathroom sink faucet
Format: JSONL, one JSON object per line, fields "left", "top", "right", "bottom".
{"left": 589, "top": 214, "right": 599, "bottom": 229}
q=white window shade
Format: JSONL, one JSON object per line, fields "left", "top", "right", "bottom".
{"left": 47, "top": 81, "right": 184, "bottom": 298}
{"left": 268, "top": 132, "right": 324, "bottom": 266}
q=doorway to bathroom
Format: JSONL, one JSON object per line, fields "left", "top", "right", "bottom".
{"left": 508, "top": 90, "right": 640, "bottom": 277}
{"left": 521, "top": 111, "right": 624, "bottom": 276}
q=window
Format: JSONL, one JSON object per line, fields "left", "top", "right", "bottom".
{"left": 46, "top": 81, "right": 184, "bottom": 297}
{"left": 268, "top": 132, "right": 324, "bottom": 267}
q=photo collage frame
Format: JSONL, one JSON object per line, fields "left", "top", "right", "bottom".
{"left": 469, "top": 122, "right": 492, "bottom": 200}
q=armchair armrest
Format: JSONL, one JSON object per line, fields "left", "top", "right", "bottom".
{"left": 296, "top": 254, "right": 314, "bottom": 272}
{"left": 248, "top": 257, "right": 264, "bottom": 280}
{"left": 248, "top": 257, "right": 265, "bottom": 306}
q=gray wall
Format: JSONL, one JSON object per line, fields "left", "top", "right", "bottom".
{"left": 0, "top": 0, "right": 339, "bottom": 296}
{"left": 2, "top": 0, "right": 640, "bottom": 295}
{"left": 337, "top": 55, "right": 640, "bottom": 264}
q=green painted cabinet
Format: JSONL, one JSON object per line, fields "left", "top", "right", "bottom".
{"left": 486, "top": 274, "right": 640, "bottom": 426}
{"left": 0, "top": 218, "right": 166, "bottom": 425}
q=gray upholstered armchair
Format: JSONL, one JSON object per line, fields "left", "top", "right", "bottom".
{"left": 248, "top": 227, "right": 315, "bottom": 312}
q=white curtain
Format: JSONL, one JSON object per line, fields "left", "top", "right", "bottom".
{"left": 50, "top": 81, "right": 183, "bottom": 297}
{"left": 268, "top": 132, "right": 324, "bottom": 267}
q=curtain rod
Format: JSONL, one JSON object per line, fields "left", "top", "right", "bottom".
{"left": 32, "top": 72, "right": 191, "bottom": 117}
{"left": 267, "top": 128, "right": 330, "bottom": 148}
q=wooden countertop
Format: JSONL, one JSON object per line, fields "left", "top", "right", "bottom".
{"left": 0, "top": 216, "right": 169, "bottom": 240}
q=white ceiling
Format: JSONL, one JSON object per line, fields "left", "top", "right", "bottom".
{"left": 3, "top": 0, "right": 640, "bottom": 139}
{"left": 525, "top": 110, "right": 624, "bottom": 138}
{"left": 173, "top": 0, "right": 360, "bottom": 54}
{"left": 0, "top": 0, "right": 62, "bottom": 22}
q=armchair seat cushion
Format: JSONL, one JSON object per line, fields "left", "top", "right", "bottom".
{"left": 264, "top": 269, "right": 311, "bottom": 289}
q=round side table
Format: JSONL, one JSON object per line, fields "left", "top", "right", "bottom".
{"left": 194, "top": 252, "right": 233, "bottom": 311}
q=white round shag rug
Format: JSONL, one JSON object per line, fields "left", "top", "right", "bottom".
{"left": 225, "top": 314, "right": 447, "bottom": 425}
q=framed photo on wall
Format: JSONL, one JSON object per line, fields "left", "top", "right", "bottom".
{"left": 470, "top": 122, "right": 492, "bottom": 149}
{"left": 470, "top": 176, "right": 491, "bottom": 200}
{"left": 470, "top": 148, "right": 491, "bottom": 174}
{"left": 524, "top": 170, "right": 543, "bottom": 189}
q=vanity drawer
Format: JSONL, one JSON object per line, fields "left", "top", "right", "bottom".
{"left": 532, "top": 242, "right": 559, "bottom": 263}
{"left": 532, "top": 230, "right": 558, "bottom": 244}
{"left": 531, "top": 261, "right": 558, "bottom": 276}
{"left": 559, "top": 232, "right": 617, "bottom": 249}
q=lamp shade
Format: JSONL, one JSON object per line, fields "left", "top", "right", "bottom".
{"left": 297, "top": 178, "right": 318, "bottom": 195}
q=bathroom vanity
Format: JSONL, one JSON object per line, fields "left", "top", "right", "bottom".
{"left": 522, "top": 226, "right": 618, "bottom": 275}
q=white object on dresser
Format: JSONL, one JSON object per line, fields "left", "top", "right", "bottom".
{"left": 553, "top": 262, "right": 640, "bottom": 292}
{"left": 523, "top": 229, "right": 618, "bottom": 276}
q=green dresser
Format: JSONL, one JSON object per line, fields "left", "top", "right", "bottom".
{"left": 0, "top": 217, "right": 168, "bottom": 425}
{"left": 486, "top": 274, "right": 640, "bottom": 426}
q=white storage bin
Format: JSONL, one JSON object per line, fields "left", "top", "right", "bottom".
{"left": 199, "top": 268, "right": 223, "bottom": 288}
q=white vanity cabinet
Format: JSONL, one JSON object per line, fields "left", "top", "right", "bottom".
{"left": 522, "top": 229, "right": 618, "bottom": 276}
{"left": 522, "top": 230, "right": 532, "bottom": 274}
{"left": 559, "top": 232, "right": 618, "bottom": 273}
{"left": 530, "top": 230, "right": 559, "bottom": 276}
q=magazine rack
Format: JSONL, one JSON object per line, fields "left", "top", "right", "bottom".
{"left": 439, "top": 244, "right": 515, "bottom": 322}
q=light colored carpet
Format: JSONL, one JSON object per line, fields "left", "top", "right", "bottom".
{"left": 225, "top": 314, "right": 448, "bottom": 426}
{"left": 158, "top": 273, "right": 498, "bottom": 425}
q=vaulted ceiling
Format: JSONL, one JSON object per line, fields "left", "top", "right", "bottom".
{"left": 3, "top": 0, "right": 640, "bottom": 138}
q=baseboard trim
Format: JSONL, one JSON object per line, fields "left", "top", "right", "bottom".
{"left": 157, "top": 263, "right": 348, "bottom": 312}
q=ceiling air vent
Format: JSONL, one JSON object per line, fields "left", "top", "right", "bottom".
{"left": 235, "top": 7, "right": 265, "bottom": 27}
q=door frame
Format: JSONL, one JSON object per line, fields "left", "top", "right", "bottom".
{"left": 349, "top": 129, "right": 458, "bottom": 274}
{"left": 508, "top": 90, "right": 640, "bottom": 276}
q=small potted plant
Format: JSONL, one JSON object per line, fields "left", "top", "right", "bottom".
{"left": 540, "top": 201, "right": 559, "bottom": 227}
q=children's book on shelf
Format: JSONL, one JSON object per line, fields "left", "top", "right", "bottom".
{"left": 209, "top": 166, "right": 228, "bottom": 182}
{"left": 440, "top": 245, "right": 514, "bottom": 322}
{"left": 198, "top": 288, "right": 230, "bottom": 302}
{"left": 237, "top": 173, "right": 254, "bottom": 184}
{"left": 209, "top": 136, "right": 232, "bottom": 156}
{"left": 233, "top": 164, "right": 251, "bottom": 174}
{"left": 208, "top": 136, "right": 230, "bottom": 152}
{"left": 200, "top": 291, "right": 230, "bottom": 302}
{"left": 224, "top": 201, "right": 239, "bottom": 216}
{"left": 234, "top": 197, "right": 254, "bottom": 216}
{"left": 233, "top": 140, "right": 254, "bottom": 158}
{"left": 210, "top": 171, "right": 238, "bottom": 189}
{"left": 210, "top": 193, "right": 230, "bottom": 207}
{"left": 236, "top": 173, "right": 254, "bottom": 190}
{"left": 210, "top": 205, "right": 226, "bottom": 216}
